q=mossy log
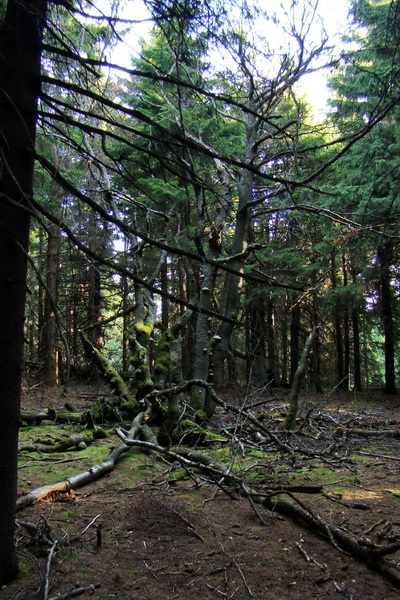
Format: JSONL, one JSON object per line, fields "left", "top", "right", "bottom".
{"left": 20, "top": 408, "right": 86, "bottom": 425}
{"left": 18, "top": 427, "right": 108, "bottom": 454}
{"left": 16, "top": 411, "right": 146, "bottom": 511}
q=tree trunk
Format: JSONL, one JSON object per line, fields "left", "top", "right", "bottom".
{"left": 377, "top": 241, "right": 396, "bottom": 394}
{"left": 331, "top": 253, "right": 345, "bottom": 389}
{"left": 289, "top": 299, "right": 301, "bottom": 386}
{"left": 211, "top": 113, "right": 257, "bottom": 412}
{"left": 352, "top": 307, "right": 362, "bottom": 391}
{"left": 265, "top": 295, "right": 277, "bottom": 385}
{"left": 280, "top": 293, "right": 289, "bottom": 387}
{"left": 191, "top": 260, "right": 217, "bottom": 410}
{"left": 0, "top": 0, "right": 47, "bottom": 584}
{"left": 342, "top": 256, "right": 350, "bottom": 392}
{"left": 42, "top": 223, "right": 60, "bottom": 386}
{"left": 246, "top": 290, "right": 266, "bottom": 385}
{"left": 282, "top": 327, "right": 318, "bottom": 429}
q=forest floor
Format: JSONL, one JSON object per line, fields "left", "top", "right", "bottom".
{"left": 2, "top": 384, "right": 400, "bottom": 600}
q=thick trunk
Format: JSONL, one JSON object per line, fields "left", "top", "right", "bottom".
{"left": 0, "top": 0, "right": 47, "bottom": 584}
{"left": 88, "top": 260, "right": 102, "bottom": 350}
{"left": 342, "top": 256, "right": 350, "bottom": 392}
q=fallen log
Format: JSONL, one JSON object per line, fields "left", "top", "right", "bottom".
{"left": 18, "top": 428, "right": 108, "bottom": 454}
{"left": 259, "top": 494, "right": 400, "bottom": 588}
{"left": 16, "top": 411, "right": 146, "bottom": 511}
{"left": 335, "top": 427, "right": 400, "bottom": 439}
{"left": 20, "top": 408, "right": 85, "bottom": 424}
{"left": 116, "top": 434, "right": 400, "bottom": 590}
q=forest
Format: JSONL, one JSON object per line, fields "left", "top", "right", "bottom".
{"left": 1, "top": 0, "right": 400, "bottom": 598}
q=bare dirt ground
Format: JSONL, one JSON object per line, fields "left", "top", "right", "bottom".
{"left": 2, "top": 385, "right": 400, "bottom": 600}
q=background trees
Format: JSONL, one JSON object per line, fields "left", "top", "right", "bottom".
{"left": 1, "top": 0, "right": 400, "bottom": 584}
{"left": 328, "top": 0, "right": 400, "bottom": 393}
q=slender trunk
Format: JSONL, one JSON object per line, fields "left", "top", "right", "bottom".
{"left": 122, "top": 276, "right": 130, "bottom": 373}
{"left": 289, "top": 299, "right": 301, "bottom": 386}
{"left": 246, "top": 291, "right": 266, "bottom": 385}
{"left": 42, "top": 223, "right": 60, "bottom": 386}
{"left": 311, "top": 288, "right": 323, "bottom": 393}
{"left": 342, "top": 256, "right": 350, "bottom": 392}
{"left": 37, "top": 227, "right": 46, "bottom": 365}
{"left": 352, "top": 307, "right": 362, "bottom": 391}
{"left": 350, "top": 260, "right": 362, "bottom": 391}
{"left": 377, "top": 241, "right": 396, "bottom": 394}
{"left": 0, "top": 0, "right": 47, "bottom": 584}
{"left": 265, "top": 295, "right": 277, "bottom": 385}
{"left": 280, "top": 295, "right": 289, "bottom": 388}
{"left": 331, "top": 252, "right": 345, "bottom": 388}
{"left": 282, "top": 328, "right": 318, "bottom": 429}
{"left": 211, "top": 113, "right": 257, "bottom": 411}
{"left": 160, "top": 257, "right": 169, "bottom": 330}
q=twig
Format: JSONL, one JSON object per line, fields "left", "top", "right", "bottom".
{"left": 43, "top": 540, "right": 58, "bottom": 600}
{"left": 296, "top": 540, "right": 326, "bottom": 570}
{"left": 219, "top": 543, "right": 252, "bottom": 596}
{"left": 354, "top": 450, "right": 400, "bottom": 462}
{"left": 79, "top": 514, "right": 101, "bottom": 537}
{"left": 48, "top": 584, "right": 101, "bottom": 600}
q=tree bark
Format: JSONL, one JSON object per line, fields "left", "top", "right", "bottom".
{"left": 0, "top": 0, "right": 47, "bottom": 584}
{"left": 331, "top": 253, "right": 345, "bottom": 389}
{"left": 352, "top": 306, "right": 362, "bottom": 391}
{"left": 289, "top": 298, "right": 301, "bottom": 386}
{"left": 42, "top": 223, "right": 60, "bottom": 386}
{"left": 342, "top": 256, "right": 350, "bottom": 392}
{"left": 211, "top": 113, "right": 257, "bottom": 412}
{"left": 282, "top": 327, "right": 318, "bottom": 429}
{"left": 377, "top": 241, "right": 396, "bottom": 394}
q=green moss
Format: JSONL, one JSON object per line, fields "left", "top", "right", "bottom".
{"left": 134, "top": 320, "right": 154, "bottom": 335}
{"left": 194, "top": 410, "right": 208, "bottom": 424}
{"left": 179, "top": 419, "right": 227, "bottom": 444}
{"left": 153, "top": 469, "right": 189, "bottom": 483}
{"left": 119, "top": 399, "right": 139, "bottom": 419}
{"left": 154, "top": 335, "right": 170, "bottom": 374}
{"left": 17, "top": 561, "right": 30, "bottom": 581}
